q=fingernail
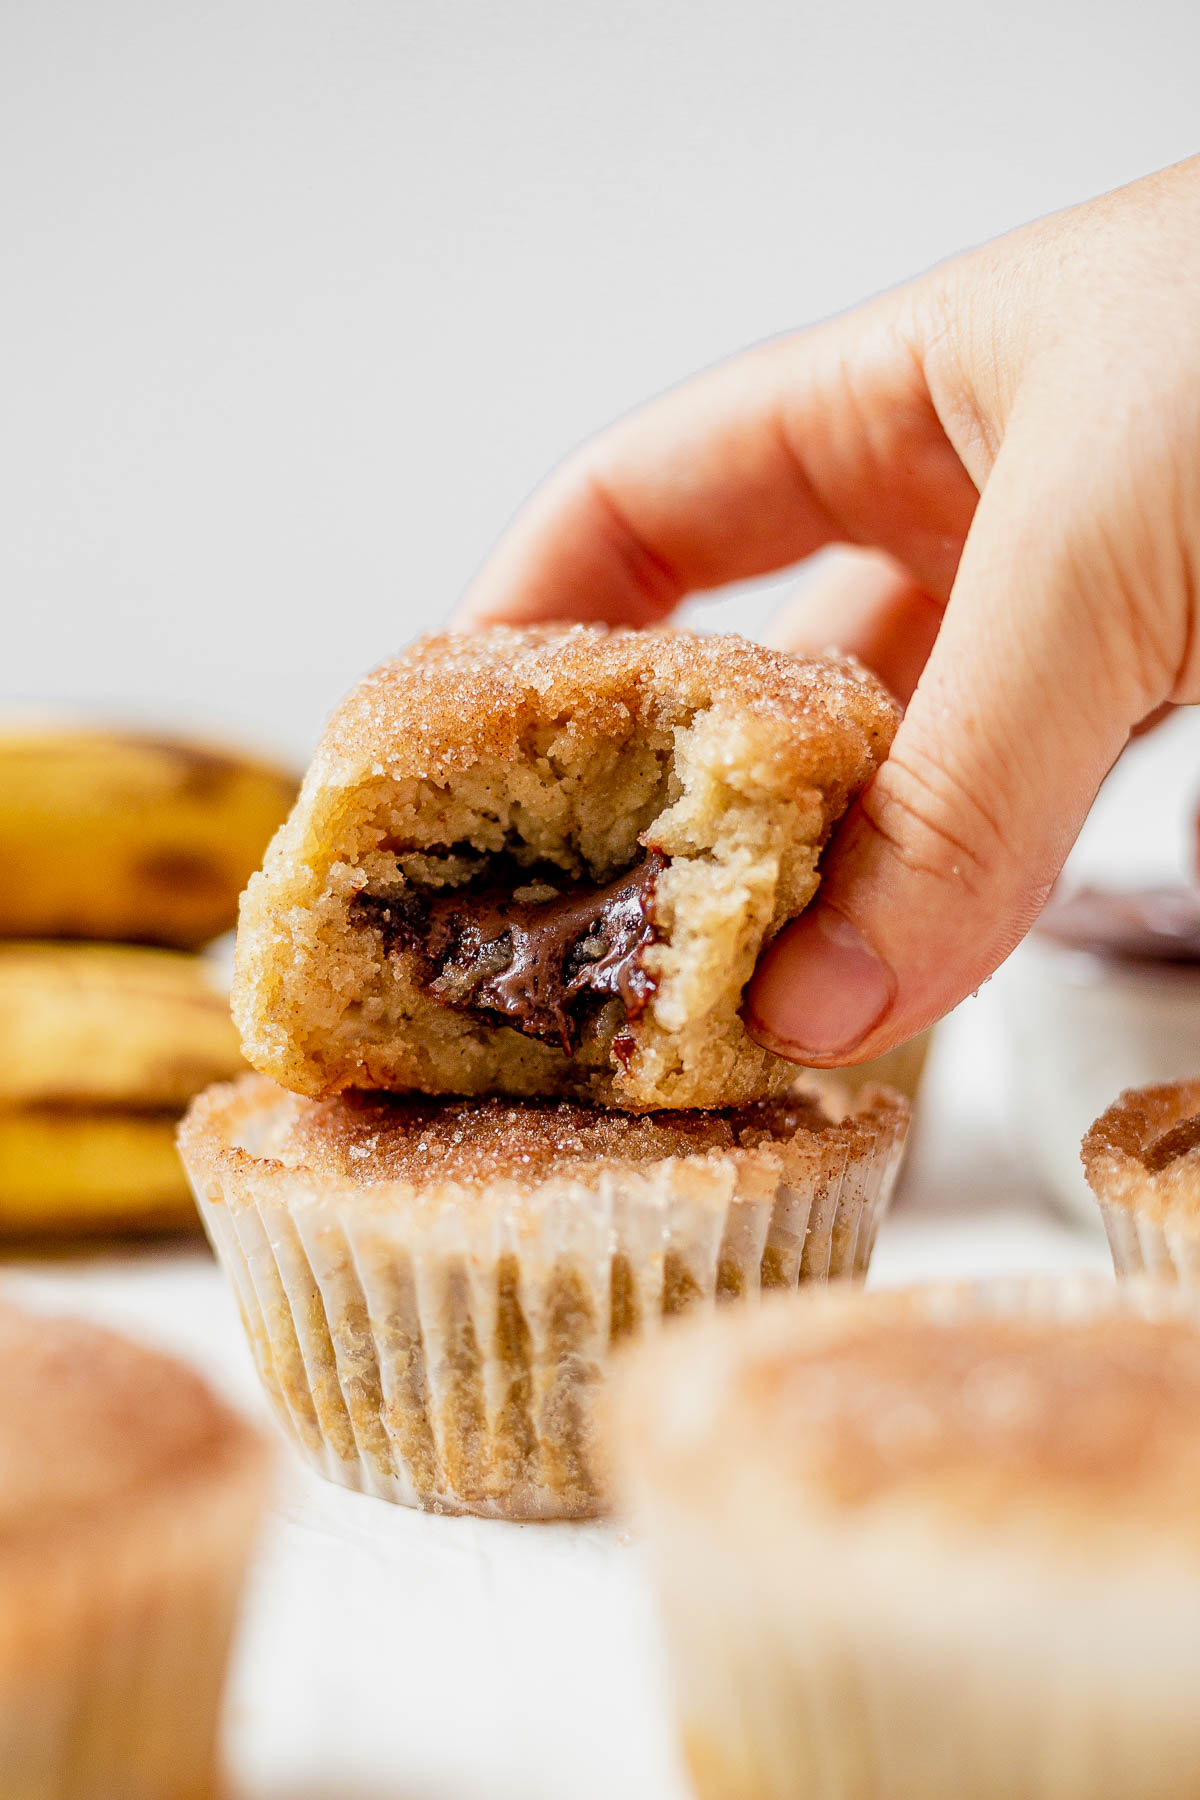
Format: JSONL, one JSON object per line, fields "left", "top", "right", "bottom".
{"left": 745, "top": 904, "right": 894, "bottom": 1061}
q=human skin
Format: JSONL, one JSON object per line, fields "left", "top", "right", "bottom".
{"left": 454, "top": 156, "right": 1200, "bottom": 1067}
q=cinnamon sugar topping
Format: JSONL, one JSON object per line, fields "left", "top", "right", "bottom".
{"left": 750, "top": 1313, "right": 1200, "bottom": 1513}
{"left": 272, "top": 1082, "right": 838, "bottom": 1190}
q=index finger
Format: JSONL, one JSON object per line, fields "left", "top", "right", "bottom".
{"left": 455, "top": 293, "right": 979, "bottom": 629}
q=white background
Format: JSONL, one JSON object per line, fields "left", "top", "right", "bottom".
{"left": 3, "top": 0, "right": 1199, "bottom": 759}
{"left": 4, "top": 5, "right": 1200, "bottom": 1795}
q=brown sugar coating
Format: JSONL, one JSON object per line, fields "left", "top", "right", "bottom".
{"left": 269, "top": 1081, "right": 841, "bottom": 1191}
{"left": 0, "top": 1300, "right": 256, "bottom": 1547}
{"left": 617, "top": 1284, "right": 1200, "bottom": 1548}
{"left": 1082, "top": 1077, "right": 1200, "bottom": 1223}
{"left": 234, "top": 626, "right": 897, "bottom": 1111}
{"left": 317, "top": 626, "right": 895, "bottom": 794}
{"left": 747, "top": 1313, "right": 1200, "bottom": 1518}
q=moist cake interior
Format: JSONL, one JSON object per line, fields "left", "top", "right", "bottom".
{"left": 350, "top": 847, "right": 667, "bottom": 1058}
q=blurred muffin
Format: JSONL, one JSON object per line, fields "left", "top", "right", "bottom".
{"left": 1008, "top": 886, "right": 1200, "bottom": 1221}
{"left": 233, "top": 626, "right": 896, "bottom": 1112}
{"left": 0, "top": 723, "right": 296, "bottom": 949}
{"left": 179, "top": 1072, "right": 908, "bottom": 1519}
{"left": 1082, "top": 1075, "right": 1200, "bottom": 1280}
{"left": 612, "top": 1278, "right": 1200, "bottom": 1800}
{"left": 0, "top": 1295, "right": 268, "bottom": 1798}
{"left": 0, "top": 943, "right": 245, "bottom": 1234}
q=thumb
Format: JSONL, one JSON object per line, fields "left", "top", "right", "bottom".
{"left": 745, "top": 423, "right": 1189, "bottom": 1064}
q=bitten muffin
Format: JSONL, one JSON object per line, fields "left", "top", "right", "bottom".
{"left": 612, "top": 1278, "right": 1200, "bottom": 1800}
{"left": 1082, "top": 1076, "right": 1200, "bottom": 1280}
{"left": 233, "top": 627, "right": 896, "bottom": 1111}
{"left": 0, "top": 1296, "right": 268, "bottom": 1799}
{"left": 179, "top": 1071, "right": 908, "bottom": 1519}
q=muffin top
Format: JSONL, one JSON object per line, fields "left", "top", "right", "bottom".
{"left": 1082, "top": 1077, "right": 1200, "bottom": 1222}
{"left": 188, "top": 1071, "right": 906, "bottom": 1198}
{"left": 614, "top": 1282, "right": 1200, "bottom": 1548}
{"left": 271, "top": 1083, "right": 849, "bottom": 1187}
{"left": 314, "top": 625, "right": 897, "bottom": 802}
{"left": 0, "top": 1297, "right": 262, "bottom": 1550}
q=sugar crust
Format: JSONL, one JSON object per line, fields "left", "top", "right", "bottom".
{"left": 0, "top": 1296, "right": 264, "bottom": 1551}
{"left": 1082, "top": 1077, "right": 1200, "bottom": 1226}
{"left": 614, "top": 1279, "right": 1200, "bottom": 1545}
{"left": 184, "top": 1071, "right": 906, "bottom": 1214}
{"left": 313, "top": 625, "right": 896, "bottom": 789}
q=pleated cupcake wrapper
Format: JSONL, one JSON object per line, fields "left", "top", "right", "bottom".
{"left": 186, "top": 1086, "right": 907, "bottom": 1519}
{"left": 0, "top": 1445, "right": 265, "bottom": 1800}
{"left": 632, "top": 1274, "right": 1200, "bottom": 1800}
{"left": 1098, "top": 1202, "right": 1200, "bottom": 1285}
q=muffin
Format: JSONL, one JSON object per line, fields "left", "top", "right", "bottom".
{"left": 1082, "top": 1075, "right": 1200, "bottom": 1280}
{"left": 0, "top": 1295, "right": 268, "bottom": 1798}
{"left": 1007, "top": 886, "right": 1200, "bottom": 1222}
{"left": 0, "top": 943, "right": 246, "bottom": 1234}
{"left": 233, "top": 626, "right": 896, "bottom": 1111}
{"left": 611, "top": 1277, "right": 1200, "bottom": 1800}
{"left": 178, "top": 1072, "right": 908, "bottom": 1519}
{"left": 1007, "top": 885, "right": 1200, "bottom": 1224}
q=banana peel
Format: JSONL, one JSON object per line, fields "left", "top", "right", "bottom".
{"left": 0, "top": 725, "right": 296, "bottom": 948}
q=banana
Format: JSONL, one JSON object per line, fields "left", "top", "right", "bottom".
{"left": 0, "top": 724, "right": 297, "bottom": 948}
{"left": 0, "top": 941, "right": 247, "bottom": 1234}
{"left": 0, "top": 1109, "right": 195, "bottom": 1234}
{"left": 0, "top": 942, "right": 244, "bottom": 1107}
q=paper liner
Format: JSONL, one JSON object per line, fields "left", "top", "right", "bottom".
{"left": 615, "top": 1275, "right": 1200, "bottom": 1800}
{"left": 0, "top": 1423, "right": 266, "bottom": 1799}
{"left": 179, "top": 1076, "right": 908, "bottom": 1520}
{"left": 1082, "top": 1077, "right": 1200, "bottom": 1283}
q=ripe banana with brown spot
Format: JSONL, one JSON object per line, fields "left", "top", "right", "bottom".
{"left": 0, "top": 942, "right": 246, "bottom": 1233}
{"left": 0, "top": 725, "right": 297, "bottom": 948}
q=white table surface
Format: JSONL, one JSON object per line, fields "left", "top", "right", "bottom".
{"left": 0, "top": 956, "right": 1116, "bottom": 1800}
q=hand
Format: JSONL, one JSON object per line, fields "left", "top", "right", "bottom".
{"left": 454, "top": 157, "right": 1200, "bottom": 1067}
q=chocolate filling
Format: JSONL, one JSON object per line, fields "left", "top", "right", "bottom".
{"left": 352, "top": 850, "right": 667, "bottom": 1053}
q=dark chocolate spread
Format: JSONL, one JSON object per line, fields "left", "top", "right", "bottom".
{"left": 1145, "top": 1113, "right": 1200, "bottom": 1173}
{"left": 1034, "top": 886, "right": 1200, "bottom": 964}
{"left": 352, "top": 850, "right": 667, "bottom": 1053}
